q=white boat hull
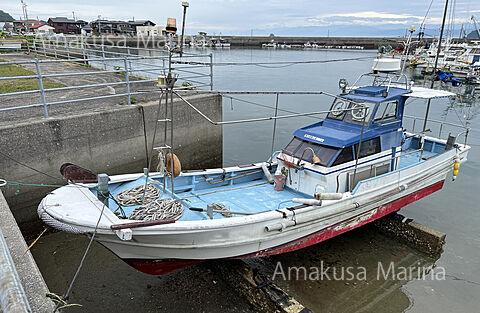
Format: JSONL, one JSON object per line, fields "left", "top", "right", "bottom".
{"left": 38, "top": 145, "right": 467, "bottom": 274}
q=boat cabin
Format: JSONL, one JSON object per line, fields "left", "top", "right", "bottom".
{"left": 286, "top": 85, "right": 410, "bottom": 168}
{"left": 278, "top": 61, "right": 456, "bottom": 196}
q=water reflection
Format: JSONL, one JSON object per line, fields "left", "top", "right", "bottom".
{"left": 246, "top": 226, "right": 439, "bottom": 313}
{"left": 408, "top": 68, "right": 480, "bottom": 124}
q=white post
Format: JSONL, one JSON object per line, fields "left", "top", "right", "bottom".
{"left": 34, "top": 59, "right": 48, "bottom": 118}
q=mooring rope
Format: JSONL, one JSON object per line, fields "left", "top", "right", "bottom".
{"left": 52, "top": 197, "right": 107, "bottom": 313}
{"left": 210, "top": 203, "right": 232, "bottom": 217}
{"left": 156, "top": 150, "right": 166, "bottom": 173}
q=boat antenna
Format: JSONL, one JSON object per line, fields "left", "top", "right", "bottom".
{"left": 423, "top": 0, "right": 450, "bottom": 132}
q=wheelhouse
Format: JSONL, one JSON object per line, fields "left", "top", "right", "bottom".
{"left": 283, "top": 85, "right": 410, "bottom": 169}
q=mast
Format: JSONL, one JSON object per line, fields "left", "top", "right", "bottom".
{"left": 422, "top": 0, "right": 450, "bottom": 132}
{"left": 472, "top": 15, "right": 480, "bottom": 39}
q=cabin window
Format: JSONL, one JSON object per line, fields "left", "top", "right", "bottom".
{"left": 344, "top": 101, "right": 374, "bottom": 125}
{"left": 355, "top": 137, "right": 382, "bottom": 158}
{"left": 373, "top": 101, "right": 398, "bottom": 123}
{"left": 332, "top": 146, "right": 354, "bottom": 166}
{"left": 354, "top": 137, "right": 381, "bottom": 158}
{"left": 327, "top": 99, "right": 349, "bottom": 120}
{"left": 283, "top": 137, "right": 339, "bottom": 166}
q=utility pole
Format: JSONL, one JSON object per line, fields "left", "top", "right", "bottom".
{"left": 72, "top": 11, "right": 76, "bottom": 21}
{"left": 98, "top": 15, "right": 102, "bottom": 35}
{"left": 20, "top": 0, "right": 29, "bottom": 33}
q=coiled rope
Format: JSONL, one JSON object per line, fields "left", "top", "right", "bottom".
{"left": 115, "top": 183, "right": 160, "bottom": 206}
{"left": 129, "top": 198, "right": 184, "bottom": 221}
{"left": 115, "top": 182, "right": 184, "bottom": 220}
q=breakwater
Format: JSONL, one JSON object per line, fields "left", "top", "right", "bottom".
{"left": 82, "top": 36, "right": 437, "bottom": 50}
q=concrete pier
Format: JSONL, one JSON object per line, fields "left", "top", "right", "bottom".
{"left": 373, "top": 212, "right": 447, "bottom": 255}
{"left": 0, "top": 191, "right": 54, "bottom": 312}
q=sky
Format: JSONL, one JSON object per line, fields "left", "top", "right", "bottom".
{"left": 2, "top": 0, "right": 480, "bottom": 36}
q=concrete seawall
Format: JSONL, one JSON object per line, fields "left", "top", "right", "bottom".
{"left": 0, "top": 94, "right": 222, "bottom": 229}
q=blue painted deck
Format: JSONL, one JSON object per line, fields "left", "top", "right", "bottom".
{"left": 398, "top": 137, "right": 445, "bottom": 169}
{"left": 101, "top": 174, "right": 311, "bottom": 222}
{"left": 176, "top": 179, "right": 308, "bottom": 221}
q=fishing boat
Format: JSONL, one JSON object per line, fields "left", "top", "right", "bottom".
{"left": 262, "top": 40, "right": 277, "bottom": 48}
{"left": 209, "top": 37, "right": 231, "bottom": 48}
{"left": 38, "top": 58, "right": 470, "bottom": 275}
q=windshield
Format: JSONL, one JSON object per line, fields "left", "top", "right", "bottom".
{"left": 328, "top": 99, "right": 374, "bottom": 125}
{"left": 283, "top": 137, "right": 339, "bottom": 167}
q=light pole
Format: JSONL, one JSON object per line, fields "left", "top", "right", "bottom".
{"left": 180, "top": 1, "right": 189, "bottom": 56}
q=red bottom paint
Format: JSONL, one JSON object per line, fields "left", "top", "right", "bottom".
{"left": 124, "top": 259, "right": 203, "bottom": 275}
{"left": 123, "top": 180, "right": 445, "bottom": 275}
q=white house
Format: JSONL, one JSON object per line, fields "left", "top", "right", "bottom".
{"left": 136, "top": 25, "right": 166, "bottom": 37}
{"left": 36, "top": 25, "right": 55, "bottom": 34}
{"left": 29, "top": 24, "right": 55, "bottom": 34}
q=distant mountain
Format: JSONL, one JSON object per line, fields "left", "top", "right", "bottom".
{"left": 0, "top": 10, "right": 14, "bottom": 22}
{"left": 216, "top": 23, "right": 468, "bottom": 38}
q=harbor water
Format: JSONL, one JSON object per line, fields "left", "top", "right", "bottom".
{"left": 31, "top": 48, "right": 480, "bottom": 312}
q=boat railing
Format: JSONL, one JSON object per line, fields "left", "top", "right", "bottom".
{"left": 335, "top": 148, "right": 425, "bottom": 192}
{"left": 350, "top": 72, "right": 410, "bottom": 93}
{"left": 404, "top": 114, "right": 470, "bottom": 146}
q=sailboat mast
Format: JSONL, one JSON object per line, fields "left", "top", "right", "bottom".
{"left": 423, "top": 0, "right": 450, "bottom": 132}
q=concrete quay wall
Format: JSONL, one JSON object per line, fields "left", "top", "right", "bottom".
{"left": 0, "top": 94, "right": 222, "bottom": 228}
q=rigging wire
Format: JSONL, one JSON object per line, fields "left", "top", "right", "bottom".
{"left": 0, "top": 150, "right": 61, "bottom": 181}
{"left": 174, "top": 56, "right": 375, "bottom": 68}
{"left": 224, "top": 95, "right": 323, "bottom": 120}
{"left": 53, "top": 198, "right": 107, "bottom": 313}
{"left": 419, "top": 0, "right": 435, "bottom": 39}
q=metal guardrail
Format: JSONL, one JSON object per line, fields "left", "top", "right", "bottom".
{"left": 0, "top": 227, "right": 31, "bottom": 313}
{"left": 0, "top": 39, "right": 213, "bottom": 118}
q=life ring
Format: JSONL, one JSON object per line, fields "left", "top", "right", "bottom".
{"left": 351, "top": 103, "right": 369, "bottom": 120}
{"left": 331, "top": 100, "right": 347, "bottom": 116}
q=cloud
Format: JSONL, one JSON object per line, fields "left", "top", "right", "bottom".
{"left": 324, "top": 11, "right": 423, "bottom": 20}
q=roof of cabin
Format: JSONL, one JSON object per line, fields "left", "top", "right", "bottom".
{"left": 293, "top": 86, "right": 409, "bottom": 148}
{"left": 293, "top": 83, "right": 453, "bottom": 148}
{"left": 294, "top": 120, "right": 359, "bottom": 148}
{"left": 343, "top": 86, "right": 411, "bottom": 103}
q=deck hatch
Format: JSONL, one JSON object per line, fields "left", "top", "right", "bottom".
{"left": 354, "top": 86, "right": 388, "bottom": 96}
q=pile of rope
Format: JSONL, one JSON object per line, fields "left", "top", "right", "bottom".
{"left": 115, "top": 183, "right": 160, "bottom": 206}
{"left": 115, "top": 182, "right": 184, "bottom": 221}
{"left": 129, "top": 198, "right": 184, "bottom": 221}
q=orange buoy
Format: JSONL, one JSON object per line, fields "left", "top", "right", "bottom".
{"left": 165, "top": 153, "right": 182, "bottom": 177}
